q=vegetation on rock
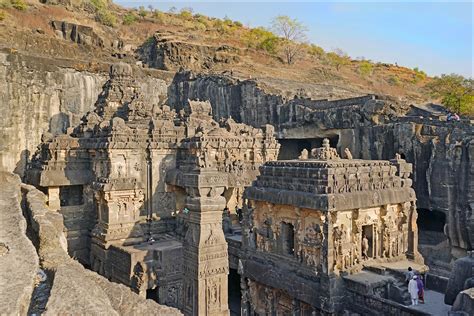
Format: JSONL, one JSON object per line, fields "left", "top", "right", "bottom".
{"left": 0, "top": 0, "right": 28, "bottom": 10}
{"left": 427, "top": 74, "right": 474, "bottom": 115}
{"left": 271, "top": 15, "right": 308, "bottom": 64}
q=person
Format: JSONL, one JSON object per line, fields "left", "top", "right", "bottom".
{"left": 406, "top": 267, "right": 414, "bottom": 284}
{"left": 416, "top": 274, "right": 425, "bottom": 304}
{"left": 362, "top": 235, "right": 369, "bottom": 259}
{"left": 453, "top": 113, "right": 460, "bottom": 121}
{"left": 408, "top": 275, "right": 419, "bottom": 306}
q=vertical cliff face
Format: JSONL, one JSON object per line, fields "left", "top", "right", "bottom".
{"left": 0, "top": 52, "right": 106, "bottom": 176}
{"left": 169, "top": 72, "right": 473, "bottom": 267}
{"left": 168, "top": 71, "right": 284, "bottom": 127}
{"left": 0, "top": 53, "right": 170, "bottom": 177}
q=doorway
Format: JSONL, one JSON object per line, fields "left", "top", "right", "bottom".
{"left": 228, "top": 268, "right": 241, "bottom": 316}
{"left": 362, "top": 225, "right": 374, "bottom": 258}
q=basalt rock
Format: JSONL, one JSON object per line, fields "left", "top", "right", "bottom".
{"left": 138, "top": 32, "right": 240, "bottom": 71}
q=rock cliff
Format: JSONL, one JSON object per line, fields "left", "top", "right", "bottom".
{"left": 0, "top": 51, "right": 169, "bottom": 177}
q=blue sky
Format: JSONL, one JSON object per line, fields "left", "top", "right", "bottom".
{"left": 115, "top": 1, "right": 473, "bottom": 77}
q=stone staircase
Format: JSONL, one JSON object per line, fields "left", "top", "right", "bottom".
{"left": 362, "top": 265, "right": 412, "bottom": 306}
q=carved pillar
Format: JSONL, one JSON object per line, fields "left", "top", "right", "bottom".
{"left": 48, "top": 186, "right": 61, "bottom": 210}
{"left": 406, "top": 201, "right": 423, "bottom": 263}
{"left": 182, "top": 170, "right": 229, "bottom": 316}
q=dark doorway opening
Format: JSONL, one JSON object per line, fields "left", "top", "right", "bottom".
{"left": 277, "top": 135, "right": 339, "bottom": 160}
{"left": 228, "top": 268, "right": 241, "bottom": 316}
{"left": 281, "top": 222, "right": 295, "bottom": 256}
{"left": 59, "top": 185, "right": 84, "bottom": 206}
{"left": 417, "top": 209, "right": 445, "bottom": 232}
{"left": 146, "top": 287, "right": 159, "bottom": 301}
{"left": 362, "top": 225, "right": 374, "bottom": 258}
{"left": 417, "top": 209, "right": 447, "bottom": 245}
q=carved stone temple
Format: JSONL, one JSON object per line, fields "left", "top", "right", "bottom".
{"left": 26, "top": 64, "right": 280, "bottom": 315}
{"left": 25, "top": 64, "right": 427, "bottom": 315}
{"left": 240, "top": 140, "right": 425, "bottom": 315}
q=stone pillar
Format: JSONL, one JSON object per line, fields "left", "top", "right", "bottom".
{"left": 48, "top": 186, "right": 61, "bottom": 210}
{"left": 406, "top": 201, "right": 423, "bottom": 263}
{"left": 182, "top": 170, "right": 229, "bottom": 316}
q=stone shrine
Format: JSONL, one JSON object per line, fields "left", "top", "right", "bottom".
{"left": 26, "top": 64, "right": 280, "bottom": 315}
{"left": 240, "top": 140, "right": 425, "bottom": 314}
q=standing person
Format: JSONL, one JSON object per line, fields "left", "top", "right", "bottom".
{"left": 416, "top": 274, "right": 425, "bottom": 304}
{"left": 408, "top": 275, "right": 419, "bottom": 306}
{"left": 362, "top": 235, "right": 369, "bottom": 259}
{"left": 406, "top": 267, "right": 414, "bottom": 284}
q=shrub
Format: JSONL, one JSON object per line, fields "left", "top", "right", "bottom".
{"left": 358, "top": 60, "right": 373, "bottom": 77}
{"left": 233, "top": 21, "right": 243, "bottom": 27}
{"left": 138, "top": 6, "right": 147, "bottom": 18}
{"left": 388, "top": 75, "right": 401, "bottom": 86}
{"left": 97, "top": 9, "right": 116, "bottom": 27}
{"left": 427, "top": 74, "right": 474, "bottom": 115}
{"left": 0, "top": 10, "right": 5, "bottom": 20}
{"left": 152, "top": 10, "right": 165, "bottom": 23}
{"left": 122, "top": 12, "right": 137, "bottom": 25}
{"left": 307, "top": 44, "right": 324, "bottom": 58}
{"left": 87, "top": 0, "right": 117, "bottom": 27}
{"left": 412, "top": 67, "right": 427, "bottom": 83}
{"left": 179, "top": 7, "right": 193, "bottom": 19}
{"left": 327, "top": 49, "right": 350, "bottom": 71}
{"left": 10, "top": 0, "right": 27, "bottom": 10}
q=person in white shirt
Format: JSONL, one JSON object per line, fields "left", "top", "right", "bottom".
{"left": 408, "top": 275, "right": 419, "bottom": 306}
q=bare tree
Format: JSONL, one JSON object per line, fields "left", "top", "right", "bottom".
{"left": 271, "top": 15, "right": 308, "bottom": 64}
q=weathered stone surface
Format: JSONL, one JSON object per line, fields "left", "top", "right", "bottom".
{"left": 139, "top": 32, "right": 240, "bottom": 71}
{"left": 0, "top": 53, "right": 168, "bottom": 177}
{"left": 51, "top": 20, "right": 104, "bottom": 47}
{"left": 451, "top": 287, "right": 474, "bottom": 315}
{"left": 445, "top": 252, "right": 474, "bottom": 305}
{"left": 240, "top": 142, "right": 424, "bottom": 314}
{"left": 21, "top": 178, "right": 181, "bottom": 315}
{"left": 26, "top": 63, "right": 279, "bottom": 315}
{"left": 0, "top": 172, "right": 39, "bottom": 315}
{"left": 169, "top": 71, "right": 473, "bottom": 270}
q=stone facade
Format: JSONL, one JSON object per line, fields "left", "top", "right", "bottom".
{"left": 26, "top": 63, "right": 279, "bottom": 315}
{"left": 240, "top": 141, "right": 424, "bottom": 314}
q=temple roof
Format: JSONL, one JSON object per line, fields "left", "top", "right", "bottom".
{"left": 245, "top": 140, "right": 415, "bottom": 212}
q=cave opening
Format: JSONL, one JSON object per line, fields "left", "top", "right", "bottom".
{"left": 146, "top": 287, "right": 159, "bottom": 301}
{"left": 228, "top": 268, "right": 241, "bottom": 316}
{"left": 417, "top": 209, "right": 447, "bottom": 246}
{"left": 59, "top": 185, "right": 84, "bottom": 207}
{"left": 277, "top": 135, "right": 340, "bottom": 160}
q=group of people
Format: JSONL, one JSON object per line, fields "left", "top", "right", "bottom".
{"left": 447, "top": 112, "right": 461, "bottom": 122}
{"left": 407, "top": 267, "right": 425, "bottom": 305}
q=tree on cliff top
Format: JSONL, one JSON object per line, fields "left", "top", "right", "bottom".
{"left": 271, "top": 15, "right": 308, "bottom": 64}
{"left": 427, "top": 74, "right": 474, "bottom": 116}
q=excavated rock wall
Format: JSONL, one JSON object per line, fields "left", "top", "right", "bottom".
{"left": 21, "top": 178, "right": 181, "bottom": 315}
{"left": 0, "top": 51, "right": 106, "bottom": 176}
{"left": 169, "top": 72, "right": 473, "bottom": 264}
{"left": 0, "top": 51, "right": 170, "bottom": 177}
{"left": 0, "top": 172, "right": 39, "bottom": 314}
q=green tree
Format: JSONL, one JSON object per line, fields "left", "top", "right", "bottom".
{"left": 138, "top": 6, "right": 147, "bottom": 18}
{"left": 242, "top": 27, "right": 279, "bottom": 55}
{"left": 271, "top": 15, "right": 308, "bottom": 64}
{"left": 427, "top": 74, "right": 474, "bottom": 115}
{"left": 179, "top": 7, "right": 193, "bottom": 19}
{"left": 10, "top": 0, "right": 27, "bottom": 10}
{"left": 327, "top": 48, "right": 350, "bottom": 71}
{"left": 412, "top": 67, "right": 427, "bottom": 83}
{"left": 358, "top": 60, "right": 373, "bottom": 77}
{"left": 306, "top": 44, "right": 325, "bottom": 58}
{"left": 122, "top": 12, "right": 137, "bottom": 25}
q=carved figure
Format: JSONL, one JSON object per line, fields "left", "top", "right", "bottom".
{"left": 344, "top": 148, "right": 353, "bottom": 159}
{"left": 362, "top": 235, "right": 369, "bottom": 260}
{"left": 299, "top": 149, "right": 309, "bottom": 160}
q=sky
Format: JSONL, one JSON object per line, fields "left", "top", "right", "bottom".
{"left": 115, "top": 1, "right": 473, "bottom": 78}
